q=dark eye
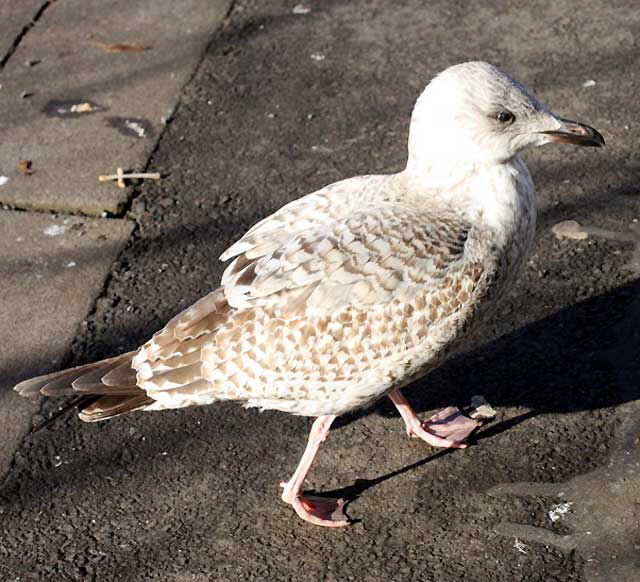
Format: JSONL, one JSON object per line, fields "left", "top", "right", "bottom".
{"left": 497, "top": 111, "right": 515, "bottom": 124}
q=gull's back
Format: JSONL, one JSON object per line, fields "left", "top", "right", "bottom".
{"left": 132, "top": 161, "right": 534, "bottom": 417}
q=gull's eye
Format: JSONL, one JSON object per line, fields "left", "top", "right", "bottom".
{"left": 497, "top": 111, "right": 515, "bottom": 124}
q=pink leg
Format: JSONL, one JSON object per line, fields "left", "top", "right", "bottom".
{"left": 388, "top": 388, "right": 478, "bottom": 448}
{"left": 280, "top": 415, "right": 350, "bottom": 527}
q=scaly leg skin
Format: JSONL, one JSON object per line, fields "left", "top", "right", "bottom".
{"left": 280, "top": 415, "right": 350, "bottom": 527}
{"left": 389, "top": 388, "right": 478, "bottom": 448}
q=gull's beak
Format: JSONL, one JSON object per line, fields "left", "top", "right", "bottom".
{"left": 539, "top": 117, "right": 605, "bottom": 147}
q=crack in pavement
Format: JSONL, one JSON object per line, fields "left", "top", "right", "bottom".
{"left": 0, "top": 1, "right": 57, "bottom": 70}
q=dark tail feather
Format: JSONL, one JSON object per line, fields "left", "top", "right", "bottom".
{"left": 14, "top": 351, "right": 154, "bottom": 429}
{"left": 78, "top": 393, "right": 154, "bottom": 422}
{"left": 15, "top": 352, "right": 137, "bottom": 399}
{"left": 30, "top": 396, "right": 101, "bottom": 434}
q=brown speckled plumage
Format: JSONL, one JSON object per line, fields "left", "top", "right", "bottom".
{"left": 133, "top": 183, "right": 520, "bottom": 417}
{"left": 14, "top": 61, "right": 604, "bottom": 527}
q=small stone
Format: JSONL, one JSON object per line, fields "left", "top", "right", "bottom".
{"left": 44, "top": 224, "right": 66, "bottom": 236}
{"left": 552, "top": 220, "right": 589, "bottom": 240}
{"left": 469, "top": 395, "right": 496, "bottom": 420}
{"left": 292, "top": 4, "right": 311, "bottom": 14}
{"left": 548, "top": 501, "right": 573, "bottom": 522}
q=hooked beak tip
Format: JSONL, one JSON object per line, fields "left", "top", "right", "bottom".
{"left": 540, "top": 118, "right": 605, "bottom": 148}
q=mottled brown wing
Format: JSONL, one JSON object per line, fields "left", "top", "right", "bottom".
{"left": 132, "top": 203, "right": 478, "bottom": 411}
{"left": 221, "top": 203, "right": 471, "bottom": 313}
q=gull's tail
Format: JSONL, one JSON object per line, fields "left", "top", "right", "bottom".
{"left": 14, "top": 352, "right": 154, "bottom": 430}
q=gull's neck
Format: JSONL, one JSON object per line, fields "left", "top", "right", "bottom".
{"left": 403, "top": 156, "right": 485, "bottom": 191}
{"left": 400, "top": 155, "right": 536, "bottom": 239}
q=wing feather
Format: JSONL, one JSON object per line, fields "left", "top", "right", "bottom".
{"left": 221, "top": 201, "right": 472, "bottom": 313}
{"left": 132, "top": 178, "right": 477, "bottom": 405}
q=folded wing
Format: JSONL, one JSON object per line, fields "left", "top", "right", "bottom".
{"left": 221, "top": 202, "right": 472, "bottom": 313}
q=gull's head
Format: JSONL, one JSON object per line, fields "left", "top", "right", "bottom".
{"left": 406, "top": 61, "right": 604, "bottom": 174}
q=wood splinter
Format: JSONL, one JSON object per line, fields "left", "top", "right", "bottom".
{"left": 99, "top": 167, "right": 161, "bottom": 188}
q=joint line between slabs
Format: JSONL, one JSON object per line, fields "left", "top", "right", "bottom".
{"left": 0, "top": 202, "right": 134, "bottom": 221}
{"left": 0, "top": 1, "right": 58, "bottom": 70}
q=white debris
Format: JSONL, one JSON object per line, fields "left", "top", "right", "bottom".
{"left": 70, "top": 102, "right": 94, "bottom": 113}
{"left": 582, "top": 79, "right": 596, "bottom": 88}
{"left": 513, "top": 538, "right": 527, "bottom": 554}
{"left": 0, "top": 176, "right": 8, "bottom": 186}
{"left": 44, "top": 224, "right": 66, "bottom": 236}
{"left": 65, "top": 261, "right": 77, "bottom": 268}
{"left": 548, "top": 501, "right": 573, "bottom": 522}
{"left": 552, "top": 220, "right": 589, "bottom": 240}
{"left": 124, "top": 120, "right": 146, "bottom": 138}
{"left": 292, "top": 4, "right": 311, "bottom": 14}
{"left": 52, "top": 455, "right": 63, "bottom": 467}
{"left": 310, "top": 53, "right": 325, "bottom": 61}
{"left": 469, "top": 395, "right": 496, "bottom": 420}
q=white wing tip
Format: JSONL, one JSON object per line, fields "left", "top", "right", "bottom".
{"left": 220, "top": 242, "right": 253, "bottom": 262}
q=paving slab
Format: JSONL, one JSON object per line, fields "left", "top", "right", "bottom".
{"left": 0, "top": 211, "right": 133, "bottom": 483}
{"left": 0, "top": 0, "right": 232, "bottom": 215}
{"left": 0, "top": 0, "right": 44, "bottom": 64}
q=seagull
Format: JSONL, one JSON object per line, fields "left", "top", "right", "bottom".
{"left": 14, "top": 62, "right": 604, "bottom": 527}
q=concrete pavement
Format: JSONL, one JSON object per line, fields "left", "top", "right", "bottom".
{"left": 0, "top": 0, "right": 231, "bottom": 214}
{"left": 0, "top": 0, "right": 231, "bottom": 483}
{"left": 0, "top": 212, "right": 133, "bottom": 480}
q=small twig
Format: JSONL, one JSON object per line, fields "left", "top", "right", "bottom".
{"left": 99, "top": 167, "right": 161, "bottom": 188}
{"left": 95, "top": 42, "right": 149, "bottom": 53}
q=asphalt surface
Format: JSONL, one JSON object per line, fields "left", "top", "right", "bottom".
{"left": 2, "top": 1, "right": 640, "bottom": 581}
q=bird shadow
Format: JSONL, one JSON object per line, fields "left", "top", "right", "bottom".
{"left": 334, "top": 273, "right": 640, "bottom": 446}
{"left": 309, "top": 447, "right": 453, "bottom": 516}
{"left": 311, "top": 270, "right": 640, "bottom": 512}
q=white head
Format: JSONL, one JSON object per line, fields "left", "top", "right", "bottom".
{"left": 406, "top": 62, "right": 604, "bottom": 176}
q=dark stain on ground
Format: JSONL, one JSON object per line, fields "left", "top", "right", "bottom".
{"left": 42, "top": 98, "right": 106, "bottom": 118}
{"left": 106, "top": 116, "right": 155, "bottom": 139}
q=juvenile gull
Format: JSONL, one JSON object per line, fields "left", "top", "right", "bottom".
{"left": 15, "top": 62, "right": 604, "bottom": 527}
